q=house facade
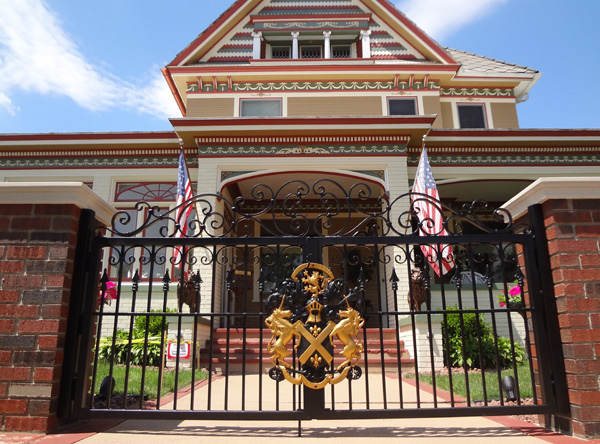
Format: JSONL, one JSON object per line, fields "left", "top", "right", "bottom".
{"left": 1, "top": 0, "right": 599, "bottom": 348}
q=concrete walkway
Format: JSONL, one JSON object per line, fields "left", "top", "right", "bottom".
{"left": 2, "top": 374, "right": 598, "bottom": 444}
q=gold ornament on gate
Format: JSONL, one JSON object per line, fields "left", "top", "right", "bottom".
{"left": 265, "top": 263, "right": 365, "bottom": 389}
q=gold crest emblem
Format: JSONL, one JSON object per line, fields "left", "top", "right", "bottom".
{"left": 265, "top": 263, "right": 365, "bottom": 389}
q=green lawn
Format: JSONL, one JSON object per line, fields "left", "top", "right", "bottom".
{"left": 95, "top": 361, "right": 208, "bottom": 400}
{"left": 409, "top": 364, "right": 533, "bottom": 402}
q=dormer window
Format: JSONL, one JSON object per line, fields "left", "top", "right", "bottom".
{"left": 301, "top": 46, "right": 323, "bottom": 59}
{"left": 255, "top": 31, "right": 367, "bottom": 61}
{"left": 251, "top": 14, "right": 372, "bottom": 60}
{"left": 271, "top": 46, "right": 291, "bottom": 59}
{"left": 332, "top": 45, "right": 351, "bottom": 58}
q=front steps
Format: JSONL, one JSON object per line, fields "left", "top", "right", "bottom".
{"left": 200, "top": 328, "right": 414, "bottom": 374}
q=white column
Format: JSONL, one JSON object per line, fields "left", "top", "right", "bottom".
{"left": 360, "top": 30, "right": 371, "bottom": 59}
{"left": 323, "top": 31, "right": 331, "bottom": 59}
{"left": 291, "top": 31, "right": 299, "bottom": 59}
{"left": 252, "top": 31, "right": 262, "bottom": 60}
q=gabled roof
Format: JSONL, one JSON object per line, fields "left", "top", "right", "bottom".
{"left": 168, "top": 0, "right": 457, "bottom": 66}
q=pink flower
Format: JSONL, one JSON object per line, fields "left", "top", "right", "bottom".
{"left": 101, "top": 281, "right": 118, "bottom": 305}
{"left": 497, "top": 282, "right": 522, "bottom": 308}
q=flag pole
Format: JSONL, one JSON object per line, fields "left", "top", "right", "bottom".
{"left": 405, "top": 134, "right": 429, "bottom": 234}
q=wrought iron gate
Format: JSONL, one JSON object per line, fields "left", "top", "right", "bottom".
{"left": 60, "top": 179, "right": 568, "bottom": 423}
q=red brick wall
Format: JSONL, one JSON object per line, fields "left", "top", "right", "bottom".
{"left": 0, "top": 204, "right": 81, "bottom": 433}
{"left": 543, "top": 198, "right": 600, "bottom": 439}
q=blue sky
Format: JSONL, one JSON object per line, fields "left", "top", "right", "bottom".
{"left": 0, "top": 0, "right": 598, "bottom": 134}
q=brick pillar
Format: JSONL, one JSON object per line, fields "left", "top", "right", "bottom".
{"left": 0, "top": 183, "right": 114, "bottom": 433}
{"left": 543, "top": 198, "right": 600, "bottom": 439}
{"left": 504, "top": 178, "right": 600, "bottom": 440}
{"left": 0, "top": 204, "right": 80, "bottom": 432}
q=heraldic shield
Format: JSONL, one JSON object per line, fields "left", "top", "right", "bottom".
{"left": 265, "top": 263, "right": 365, "bottom": 390}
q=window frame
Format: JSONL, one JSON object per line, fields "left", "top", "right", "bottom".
{"left": 457, "top": 103, "right": 488, "bottom": 129}
{"left": 300, "top": 45, "right": 323, "bottom": 59}
{"left": 331, "top": 45, "right": 351, "bottom": 59}
{"left": 239, "top": 98, "right": 283, "bottom": 117}
{"left": 387, "top": 97, "right": 418, "bottom": 116}
{"left": 271, "top": 45, "right": 291, "bottom": 59}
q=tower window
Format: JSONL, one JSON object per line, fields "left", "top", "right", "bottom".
{"left": 332, "top": 45, "right": 351, "bottom": 58}
{"left": 388, "top": 98, "right": 417, "bottom": 116}
{"left": 458, "top": 104, "right": 487, "bottom": 128}
{"left": 301, "top": 46, "right": 322, "bottom": 59}
{"left": 271, "top": 46, "right": 291, "bottom": 59}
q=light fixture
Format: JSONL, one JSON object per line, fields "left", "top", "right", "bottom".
{"left": 502, "top": 375, "right": 517, "bottom": 402}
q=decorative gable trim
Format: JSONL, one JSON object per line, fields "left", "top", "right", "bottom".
{"left": 169, "top": 0, "right": 455, "bottom": 67}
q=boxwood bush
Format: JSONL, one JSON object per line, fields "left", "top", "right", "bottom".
{"left": 441, "top": 306, "right": 525, "bottom": 369}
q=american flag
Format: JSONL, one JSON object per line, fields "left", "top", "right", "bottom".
{"left": 412, "top": 146, "right": 454, "bottom": 276}
{"left": 174, "top": 148, "right": 193, "bottom": 268}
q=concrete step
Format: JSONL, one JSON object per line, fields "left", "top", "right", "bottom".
{"left": 200, "top": 328, "right": 414, "bottom": 374}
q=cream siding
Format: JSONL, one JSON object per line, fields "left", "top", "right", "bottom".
{"left": 422, "top": 96, "right": 443, "bottom": 129}
{"left": 287, "top": 96, "right": 383, "bottom": 117}
{"left": 440, "top": 102, "right": 454, "bottom": 129}
{"left": 491, "top": 102, "right": 520, "bottom": 129}
{"left": 187, "top": 97, "right": 235, "bottom": 118}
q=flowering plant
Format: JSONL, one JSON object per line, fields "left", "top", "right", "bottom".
{"left": 101, "top": 281, "right": 118, "bottom": 306}
{"left": 498, "top": 281, "right": 522, "bottom": 308}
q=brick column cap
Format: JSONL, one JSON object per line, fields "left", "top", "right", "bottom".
{"left": 503, "top": 177, "right": 600, "bottom": 220}
{"left": 0, "top": 182, "right": 115, "bottom": 224}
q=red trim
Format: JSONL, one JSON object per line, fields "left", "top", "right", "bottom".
{"left": 168, "top": 63, "right": 460, "bottom": 74}
{"left": 360, "top": 0, "right": 457, "bottom": 64}
{"left": 208, "top": 56, "right": 252, "bottom": 62}
{"left": 429, "top": 129, "right": 600, "bottom": 138}
{"left": 169, "top": 0, "right": 255, "bottom": 65}
{"left": 162, "top": 67, "right": 186, "bottom": 117}
{"left": 219, "top": 44, "right": 253, "bottom": 50}
{"left": 0, "top": 132, "right": 177, "bottom": 142}
{"left": 171, "top": 115, "right": 436, "bottom": 127}
{"left": 257, "top": 5, "right": 363, "bottom": 14}
{"left": 250, "top": 13, "right": 372, "bottom": 22}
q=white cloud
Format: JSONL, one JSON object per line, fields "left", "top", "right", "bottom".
{"left": 395, "top": 0, "right": 508, "bottom": 41}
{"left": 0, "top": 0, "right": 180, "bottom": 120}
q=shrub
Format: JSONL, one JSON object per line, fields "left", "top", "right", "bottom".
{"left": 99, "top": 309, "right": 175, "bottom": 367}
{"left": 441, "top": 306, "right": 525, "bottom": 370}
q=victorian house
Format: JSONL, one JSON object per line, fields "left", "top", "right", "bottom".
{"left": 1, "top": 0, "right": 599, "bottom": 364}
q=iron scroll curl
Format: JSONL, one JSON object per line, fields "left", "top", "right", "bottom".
{"left": 102, "top": 179, "right": 527, "bottom": 238}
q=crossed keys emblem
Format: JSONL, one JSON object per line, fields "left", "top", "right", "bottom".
{"left": 265, "top": 263, "right": 365, "bottom": 389}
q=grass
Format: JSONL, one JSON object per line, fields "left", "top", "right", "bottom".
{"left": 409, "top": 363, "right": 533, "bottom": 402}
{"left": 95, "top": 361, "right": 208, "bottom": 400}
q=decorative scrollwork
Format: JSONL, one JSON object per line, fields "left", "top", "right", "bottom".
{"left": 104, "top": 179, "right": 525, "bottom": 238}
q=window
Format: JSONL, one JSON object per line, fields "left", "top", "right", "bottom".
{"left": 271, "top": 46, "right": 291, "bottom": 59}
{"left": 301, "top": 45, "right": 322, "bottom": 59}
{"left": 458, "top": 104, "right": 487, "bottom": 128}
{"left": 332, "top": 45, "right": 351, "bottom": 58}
{"left": 388, "top": 98, "right": 417, "bottom": 116}
{"left": 240, "top": 99, "right": 282, "bottom": 117}
{"left": 115, "top": 182, "right": 178, "bottom": 202}
{"left": 111, "top": 182, "right": 197, "bottom": 281}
